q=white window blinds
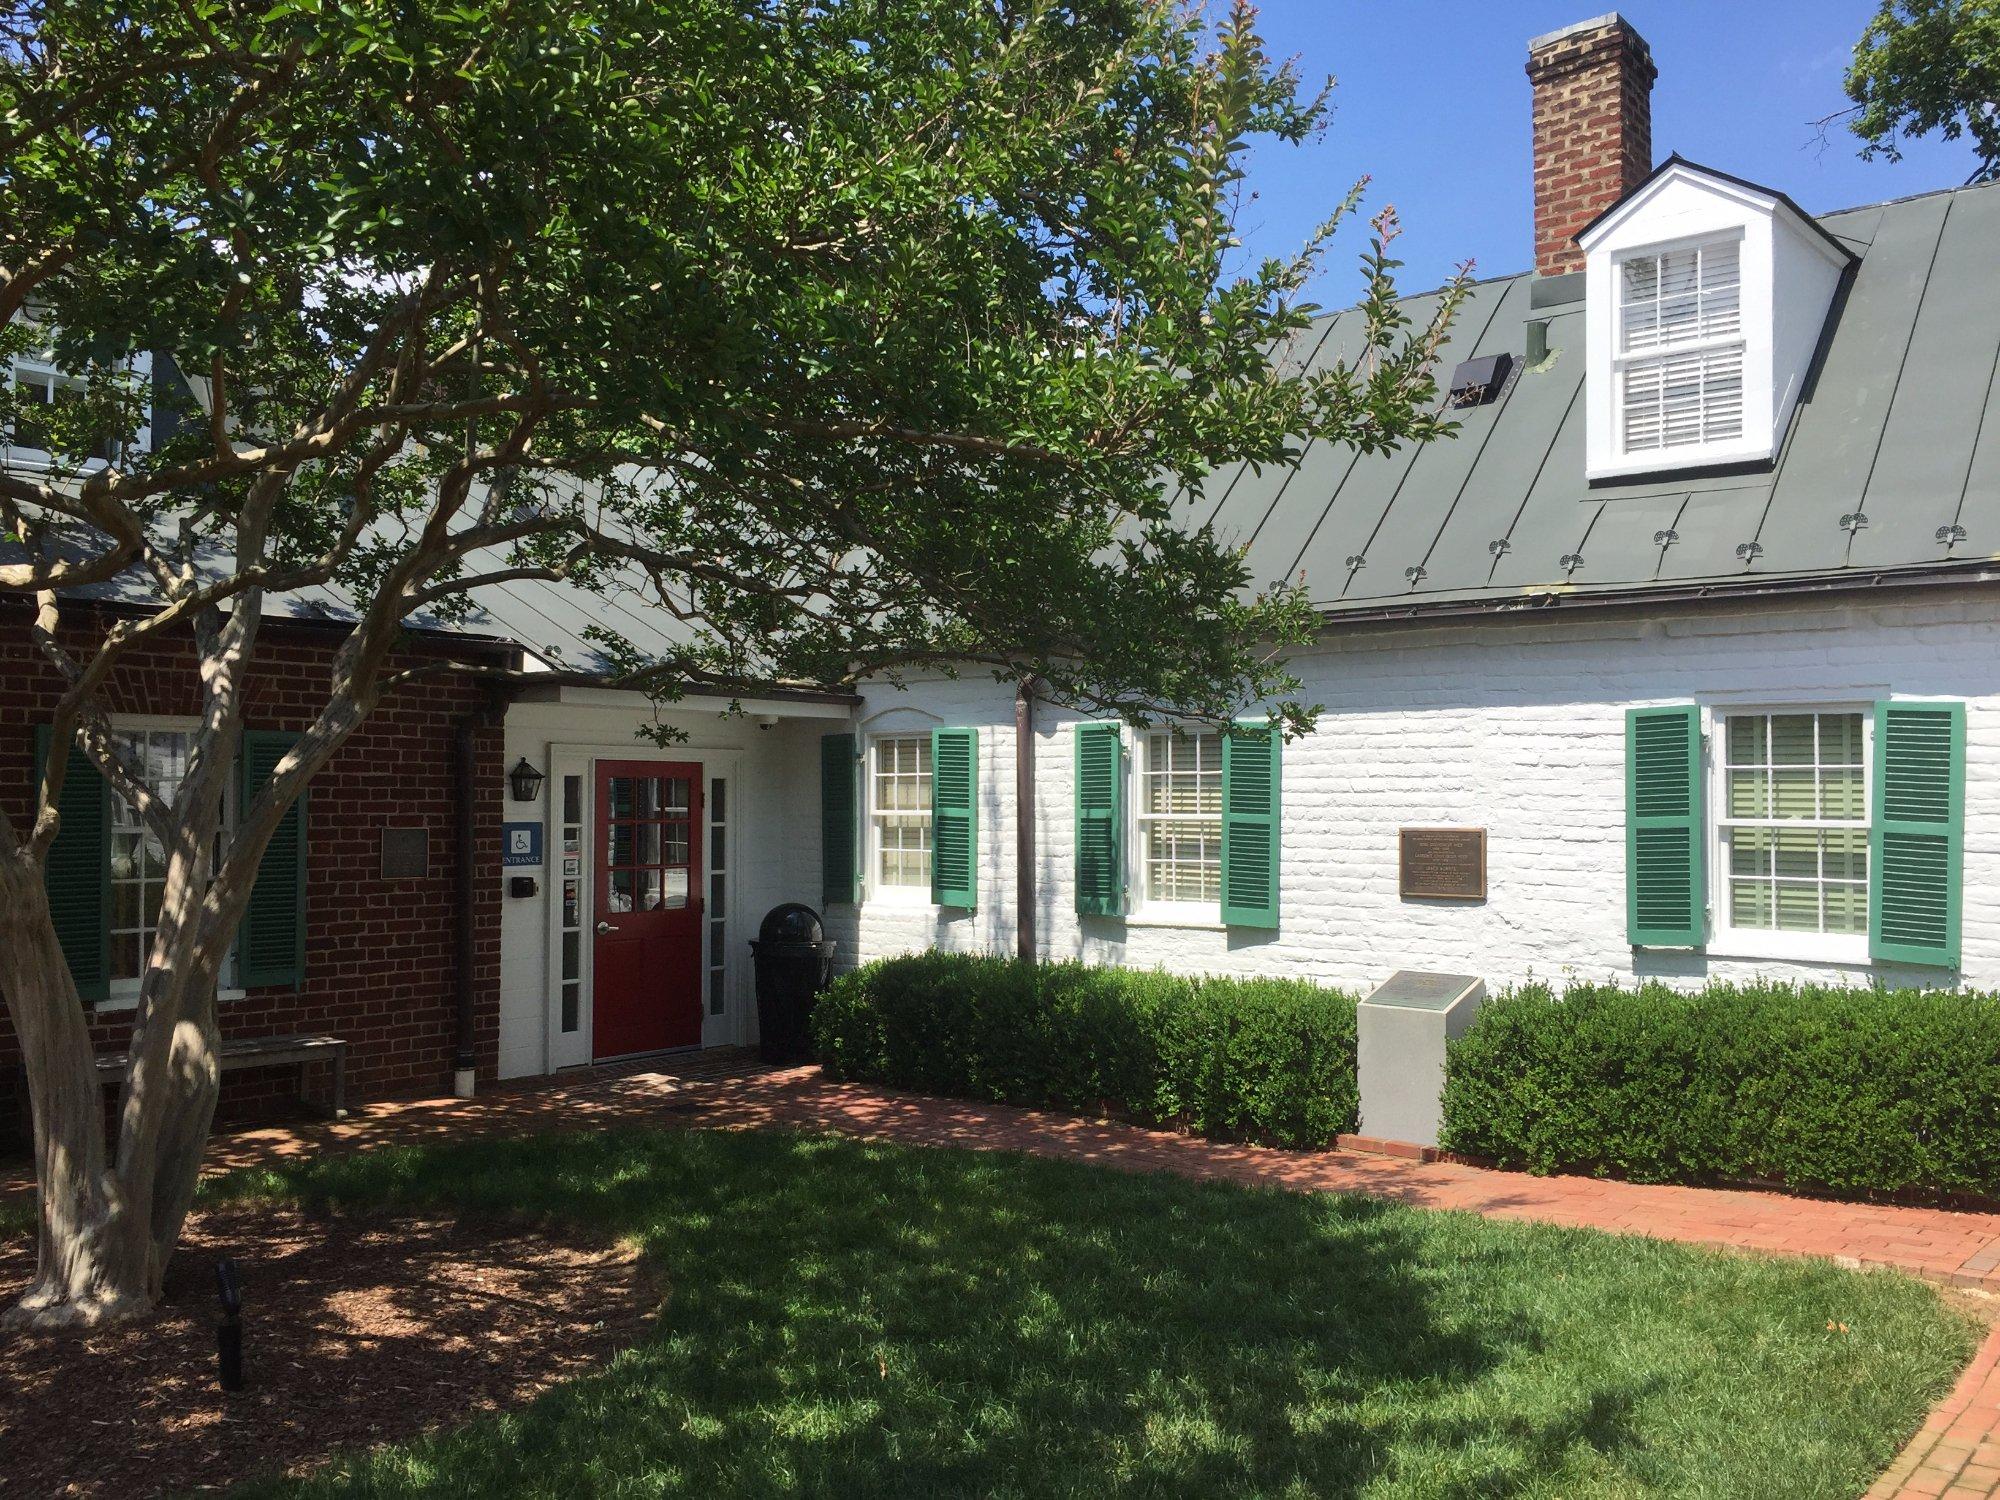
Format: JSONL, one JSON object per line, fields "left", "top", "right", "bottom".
{"left": 1617, "top": 239, "right": 1744, "bottom": 454}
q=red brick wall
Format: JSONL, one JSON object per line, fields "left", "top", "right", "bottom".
{"left": 1526, "top": 15, "right": 1657, "bottom": 278}
{"left": 0, "top": 606, "right": 507, "bottom": 1130}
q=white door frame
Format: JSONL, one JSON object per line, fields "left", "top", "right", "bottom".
{"left": 540, "top": 741, "right": 746, "bottom": 1071}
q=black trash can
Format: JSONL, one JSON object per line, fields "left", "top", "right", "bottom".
{"left": 750, "top": 904, "right": 838, "bottom": 1063}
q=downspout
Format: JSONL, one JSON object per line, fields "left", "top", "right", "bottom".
{"left": 453, "top": 690, "right": 508, "bottom": 1098}
{"left": 1015, "top": 677, "right": 1037, "bottom": 965}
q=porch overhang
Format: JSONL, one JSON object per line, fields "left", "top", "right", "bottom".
{"left": 508, "top": 680, "right": 858, "bottom": 720}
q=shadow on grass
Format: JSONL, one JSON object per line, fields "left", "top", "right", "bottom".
{"left": 205, "top": 1125, "right": 1969, "bottom": 1499}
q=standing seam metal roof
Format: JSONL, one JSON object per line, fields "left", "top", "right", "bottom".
{"left": 1199, "top": 178, "right": 2000, "bottom": 617}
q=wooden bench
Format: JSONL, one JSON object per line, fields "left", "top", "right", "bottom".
{"left": 91, "top": 1034, "right": 348, "bottom": 1119}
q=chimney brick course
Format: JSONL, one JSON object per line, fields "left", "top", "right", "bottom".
{"left": 1527, "top": 13, "right": 1656, "bottom": 276}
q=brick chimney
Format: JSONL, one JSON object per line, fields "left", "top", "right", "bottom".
{"left": 1526, "top": 13, "right": 1657, "bottom": 278}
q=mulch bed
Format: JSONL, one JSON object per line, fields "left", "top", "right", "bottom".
{"left": 0, "top": 1205, "right": 660, "bottom": 1497}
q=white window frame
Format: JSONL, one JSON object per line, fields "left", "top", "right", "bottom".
{"left": 4, "top": 341, "right": 151, "bottom": 473}
{"left": 865, "top": 732, "right": 934, "bottom": 906}
{"left": 103, "top": 715, "right": 242, "bottom": 1007}
{"left": 1612, "top": 232, "right": 1746, "bottom": 462}
{"left": 1706, "top": 703, "right": 1872, "bottom": 965}
{"left": 1129, "top": 725, "right": 1226, "bottom": 926}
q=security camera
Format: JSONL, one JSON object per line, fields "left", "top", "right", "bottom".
{"left": 758, "top": 715, "right": 780, "bottom": 730}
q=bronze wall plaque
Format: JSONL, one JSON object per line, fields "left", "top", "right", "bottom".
{"left": 1399, "top": 827, "right": 1486, "bottom": 901}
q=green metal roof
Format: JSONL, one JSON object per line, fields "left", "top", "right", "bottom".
{"left": 1192, "top": 178, "right": 2000, "bottom": 619}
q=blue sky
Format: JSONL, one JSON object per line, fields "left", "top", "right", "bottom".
{"left": 1231, "top": 1, "right": 1984, "bottom": 302}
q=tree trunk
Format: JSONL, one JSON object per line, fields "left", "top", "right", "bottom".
{"left": 0, "top": 865, "right": 148, "bottom": 1327}
{"left": 0, "top": 833, "right": 226, "bottom": 1328}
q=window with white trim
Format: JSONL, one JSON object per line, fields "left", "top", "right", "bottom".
{"left": 1138, "top": 730, "right": 1222, "bottom": 906}
{"left": 1617, "top": 238, "right": 1743, "bottom": 456}
{"left": 6, "top": 348, "right": 122, "bottom": 461}
{"left": 1715, "top": 710, "right": 1868, "bottom": 947}
{"left": 107, "top": 725, "right": 236, "bottom": 992}
{"left": 869, "top": 735, "right": 931, "bottom": 891}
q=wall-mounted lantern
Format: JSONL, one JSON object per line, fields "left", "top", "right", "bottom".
{"left": 508, "top": 757, "right": 546, "bottom": 803}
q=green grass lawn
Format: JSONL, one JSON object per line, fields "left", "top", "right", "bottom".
{"left": 209, "top": 1126, "right": 1974, "bottom": 1499}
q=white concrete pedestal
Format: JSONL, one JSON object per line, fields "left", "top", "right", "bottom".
{"left": 1357, "top": 971, "right": 1486, "bottom": 1149}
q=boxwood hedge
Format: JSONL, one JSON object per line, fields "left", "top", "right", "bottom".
{"left": 811, "top": 953, "right": 1359, "bottom": 1148}
{"left": 1440, "top": 981, "right": 2000, "bottom": 1200}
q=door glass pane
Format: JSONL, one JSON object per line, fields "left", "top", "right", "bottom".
{"left": 610, "top": 823, "right": 635, "bottom": 868}
{"left": 609, "top": 868, "right": 635, "bottom": 911}
{"left": 562, "top": 775, "right": 581, "bottom": 824}
{"left": 663, "top": 868, "right": 690, "bottom": 909}
{"left": 608, "top": 777, "right": 634, "bottom": 819}
{"left": 638, "top": 779, "right": 663, "bottom": 818}
{"left": 664, "top": 822, "right": 690, "bottom": 863}
{"left": 639, "top": 869, "right": 664, "bottom": 910}
{"left": 562, "top": 931, "right": 579, "bottom": 982}
{"left": 664, "top": 778, "right": 690, "bottom": 815}
{"left": 638, "top": 823, "right": 662, "bottom": 866}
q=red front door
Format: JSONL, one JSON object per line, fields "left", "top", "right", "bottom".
{"left": 593, "top": 761, "right": 704, "bottom": 1058}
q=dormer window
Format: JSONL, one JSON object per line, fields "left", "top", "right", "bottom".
{"left": 1578, "top": 158, "right": 1853, "bottom": 484}
{"left": 1616, "top": 236, "right": 1744, "bottom": 454}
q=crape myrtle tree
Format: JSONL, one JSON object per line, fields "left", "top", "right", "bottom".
{"left": 0, "top": 0, "right": 1464, "bottom": 1326}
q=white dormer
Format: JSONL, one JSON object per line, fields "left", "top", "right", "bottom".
{"left": 1578, "top": 157, "right": 1853, "bottom": 482}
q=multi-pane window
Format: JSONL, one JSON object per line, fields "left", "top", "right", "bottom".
{"left": 6, "top": 353, "right": 118, "bottom": 460}
{"left": 107, "top": 727, "right": 233, "bottom": 987}
{"left": 1139, "top": 731, "right": 1222, "bottom": 905}
{"left": 1720, "top": 711, "right": 1868, "bottom": 938}
{"left": 870, "top": 736, "right": 932, "bottom": 889}
{"left": 1618, "top": 239, "right": 1743, "bottom": 454}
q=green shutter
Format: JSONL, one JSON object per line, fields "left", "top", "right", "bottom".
{"left": 1074, "top": 723, "right": 1124, "bottom": 916}
{"left": 239, "top": 730, "right": 306, "bottom": 988}
{"left": 820, "top": 733, "right": 859, "bottom": 906}
{"left": 1626, "top": 705, "right": 1705, "bottom": 947}
{"left": 1870, "top": 700, "right": 1964, "bottom": 968}
{"left": 33, "top": 725, "right": 111, "bottom": 1004}
{"left": 931, "top": 727, "right": 978, "bottom": 910}
{"left": 1220, "top": 725, "right": 1280, "bottom": 929}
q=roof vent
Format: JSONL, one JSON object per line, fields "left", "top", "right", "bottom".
{"left": 1447, "top": 353, "right": 1514, "bottom": 409}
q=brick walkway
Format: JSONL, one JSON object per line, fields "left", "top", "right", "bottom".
{"left": 9, "top": 1056, "right": 2000, "bottom": 1497}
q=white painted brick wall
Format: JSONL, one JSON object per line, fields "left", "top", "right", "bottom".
{"left": 836, "top": 589, "right": 2000, "bottom": 995}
